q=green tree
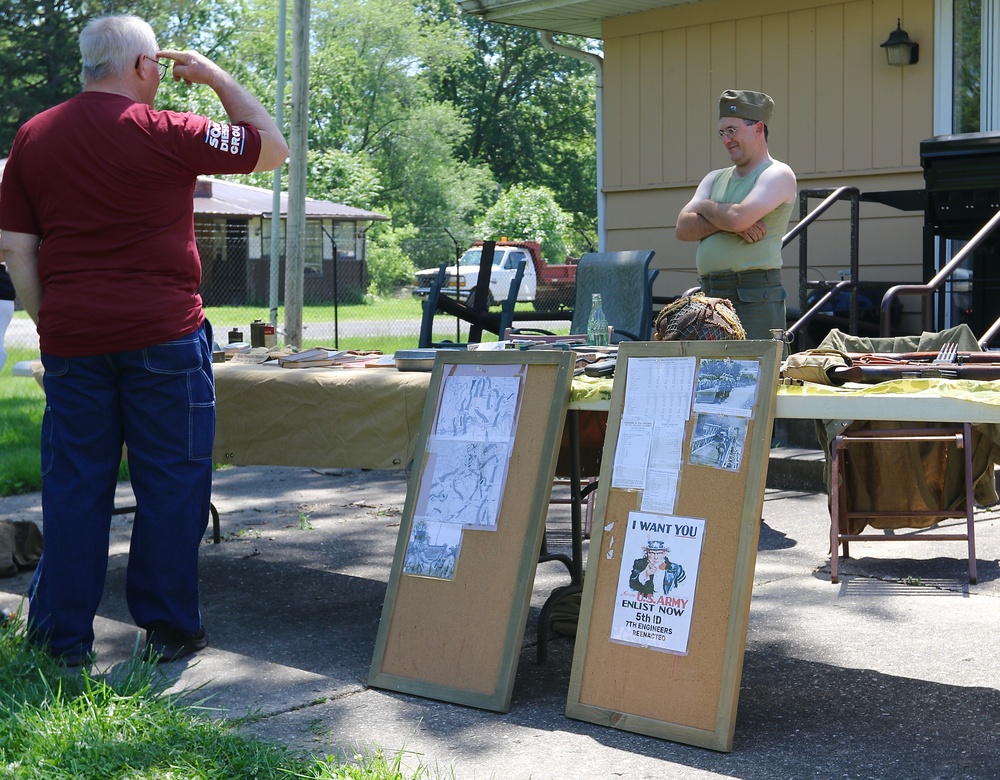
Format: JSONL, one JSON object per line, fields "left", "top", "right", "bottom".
{"left": 290, "top": 0, "right": 497, "bottom": 268}
{"left": 379, "top": 102, "right": 497, "bottom": 268}
{"left": 423, "top": 8, "right": 598, "bottom": 247}
{"left": 154, "top": 0, "right": 275, "bottom": 119}
{"left": 0, "top": 0, "right": 80, "bottom": 153}
{"left": 306, "top": 148, "right": 383, "bottom": 208}
{"left": 366, "top": 221, "right": 417, "bottom": 297}
{"left": 475, "top": 184, "right": 571, "bottom": 264}
{"left": 0, "top": 0, "right": 255, "bottom": 154}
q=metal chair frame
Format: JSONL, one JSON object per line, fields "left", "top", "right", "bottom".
{"left": 830, "top": 423, "right": 977, "bottom": 584}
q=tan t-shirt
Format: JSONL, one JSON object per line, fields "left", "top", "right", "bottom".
{"left": 694, "top": 161, "right": 793, "bottom": 275}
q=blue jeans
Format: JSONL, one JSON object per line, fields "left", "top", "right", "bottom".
{"left": 29, "top": 323, "right": 215, "bottom": 660}
{"left": 699, "top": 268, "right": 786, "bottom": 341}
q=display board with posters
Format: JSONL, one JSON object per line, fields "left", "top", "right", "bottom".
{"left": 566, "top": 340, "right": 782, "bottom": 752}
{"left": 369, "top": 349, "right": 575, "bottom": 713}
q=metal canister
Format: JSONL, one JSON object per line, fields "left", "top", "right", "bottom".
{"left": 228, "top": 327, "right": 244, "bottom": 344}
{"left": 263, "top": 323, "right": 276, "bottom": 348}
{"left": 249, "top": 319, "right": 265, "bottom": 348}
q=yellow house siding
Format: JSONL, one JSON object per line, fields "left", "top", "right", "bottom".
{"left": 640, "top": 32, "right": 664, "bottom": 184}
{"left": 621, "top": 40, "right": 643, "bottom": 185}
{"left": 684, "top": 25, "right": 714, "bottom": 180}
{"left": 710, "top": 21, "right": 738, "bottom": 171}
{"left": 603, "top": 0, "right": 935, "bottom": 189}
{"left": 815, "top": 5, "right": 845, "bottom": 172}
{"left": 737, "top": 17, "right": 764, "bottom": 89}
{"left": 788, "top": 9, "right": 819, "bottom": 172}
{"left": 872, "top": 2, "right": 905, "bottom": 165}
{"left": 761, "top": 14, "right": 791, "bottom": 164}
{"left": 901, "top": 0, "right": 935, "bottom": 157}
{"left": 844, "top": 1, "right": 875, "bottom": 171}
{"left": 600, "top": 0, "right": 935, "bottom": 322}
{"left": 662, "top": 28, "right": 688, "bottom": 182}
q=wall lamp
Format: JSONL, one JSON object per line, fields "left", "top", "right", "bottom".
{"left": 881, "top": 19, "right": 919, "bottom": 66}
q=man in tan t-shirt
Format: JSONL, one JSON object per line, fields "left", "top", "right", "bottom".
{"left": 676, "top": 89, "right": 797, "bottom": 340}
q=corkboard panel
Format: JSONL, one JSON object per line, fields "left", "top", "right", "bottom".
{"left": 369, "top": 350, "right": 575, "bottom": 712}
{"left": 566, "top": 340, "right": 781, "bottom": 752}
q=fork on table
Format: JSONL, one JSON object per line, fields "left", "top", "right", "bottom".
{"left": 931, "top": 342, "right": 958, "bottom": 364}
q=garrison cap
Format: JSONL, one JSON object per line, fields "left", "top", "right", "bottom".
{"left": 719, "top": 89, "right": 774, "bottom": 125}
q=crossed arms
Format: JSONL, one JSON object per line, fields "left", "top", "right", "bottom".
{"left": 675, "top": 161, "right": 796, "bottom": 244}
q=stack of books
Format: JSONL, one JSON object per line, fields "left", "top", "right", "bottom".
{"left": 277, "top": 348, "right": 382, "bottom": 368}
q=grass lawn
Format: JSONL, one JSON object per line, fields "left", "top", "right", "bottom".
{"left": 8, "top": 294, "right": 426, "bottom": 324}
{"left": 0, "top": 616, "right": 437, "bottom": 779}
{"left": 0, "top": 347, "right": 46, "bottom": 497}
{"left": 201, "top": 296, "right": 542, "bottom": 324}
{"left": 203, "top": 295, "right": 425, "bottom": 325}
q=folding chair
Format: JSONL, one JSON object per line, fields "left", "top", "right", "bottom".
{"left": 418, "top": 245, "right": 524, "bottom": 349}
{"left": 509, "top": 250, "right": 658, "bottom": 344}
{"left": 829, "top": 422, "right": 977, "bottom": 583}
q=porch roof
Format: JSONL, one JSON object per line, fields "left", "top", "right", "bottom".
{"left": 455, "top": 0, "right": 695, "bottom": 38}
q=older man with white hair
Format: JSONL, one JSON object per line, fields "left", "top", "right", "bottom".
{"left": 0, "top": 14, "right": 287, "bottom": 667}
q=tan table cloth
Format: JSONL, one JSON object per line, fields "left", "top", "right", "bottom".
{"left": 30, "top": 360, "right": 609, "bottom": 472}
{"left": 213, "top": 363, "right": 432, "bottom": 470}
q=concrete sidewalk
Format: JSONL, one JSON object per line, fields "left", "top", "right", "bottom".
{"left": 2, "top": 465, "right": 999, "bottom": 779}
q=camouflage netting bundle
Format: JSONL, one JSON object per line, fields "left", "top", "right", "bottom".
{"left": 654, "top": 292, "right": 746, "bottom": 341}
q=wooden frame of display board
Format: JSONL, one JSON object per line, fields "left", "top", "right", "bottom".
{"left": 369, "top": 349, "right": 575, "bottom": 713}
{"left": 565, "top": 340, "right": 782, "bottom": 752}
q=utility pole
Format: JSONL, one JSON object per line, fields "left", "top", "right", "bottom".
{"left": 284, "top": 0, "right": 310, "bottom": 347}
{"left": 268, "top": 0, "right": 287, "bottom": 332}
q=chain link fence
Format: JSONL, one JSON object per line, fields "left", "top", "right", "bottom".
{"left": 3, "top": 222, "right": 567, "bottom": 358}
